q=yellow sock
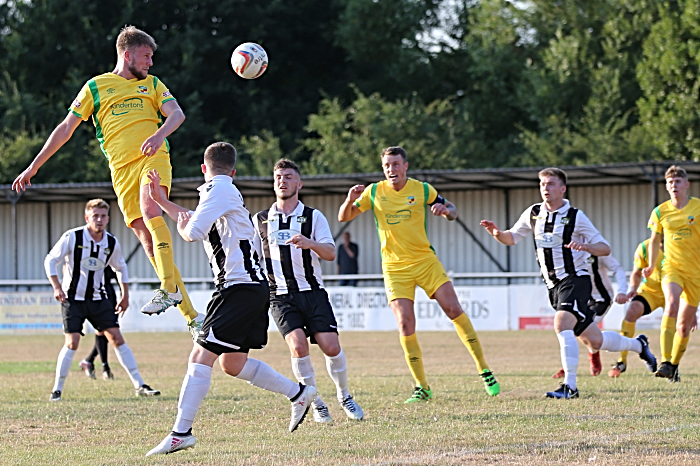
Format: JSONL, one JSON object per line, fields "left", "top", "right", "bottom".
{"left": 670, "top": 333, "right": 689, "bottom": 365}
{"left": 399, "top": 334, "right": 428, "bottom": 388}
{"left": 148, "top": 256, "right": 198, "bottom": 322}
{"left": 452, "top": 313, "right": 488, "bottom": 373}
{"left": 618, "top": 320, "right": 636, "bottom": 365}
{"left": 660, "top": 316, "right": 676, "bottom": 362}
{"left": 146, "top": 216, "right": 177, "bottom": 293}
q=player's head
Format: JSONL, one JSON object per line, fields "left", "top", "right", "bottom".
{"left": 538, "top": 167, "right": 567, "bottom": 204}
{"left": 202, "top": 142, "right": 237, "bottom": 180}
{"left": 381, "top": 146, "right": 409, "bottom": 189}
{"left": 117, "top": 26, "right": 157, "bottom": 80}
{"left": 84, "top": 199, "right": 110, "bottom": 233}
{"left": 665, "top": 165, "right": 690, "bottom": 200}
{"left": 273, "top": 159, "right": 302, "bottom": 201}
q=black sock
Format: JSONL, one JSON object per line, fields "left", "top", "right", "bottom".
{"left": 170, "top": 428, "right": 192, "bottom": 437}
{"left": 289, "top": 383, "right": 304, "bottom": 402}
{"left": 85, "top": 338, "right": 98, "bottom": 364}
{"left": 96, "top": 334, "right": 109, "bottom": 365}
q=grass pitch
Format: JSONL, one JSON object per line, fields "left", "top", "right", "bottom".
{"left": 2, "top": 330, "right": 700, "bottom": 465}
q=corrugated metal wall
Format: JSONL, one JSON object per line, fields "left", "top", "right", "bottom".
{"left": 4, "top": 180, "right": 697, "bottom": 282}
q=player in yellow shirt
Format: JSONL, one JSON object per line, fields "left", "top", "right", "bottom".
{"left": 12, "top": 26, "right": 202, "bottom": 337}
{"left": 644, "top": 165, "right": 700, "bottom": 380}
{"left": 338, "top": 146, "right": 499, "bottom": 402}
{"left": 608, "top": 239, "right": 670, "bottom": 378}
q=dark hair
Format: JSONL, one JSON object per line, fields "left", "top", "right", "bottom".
{"left": 538, "top": 167, "right": 567, "bottom": 186}
{"left": 665, "top": 165, "right": 688, "bottom": 181}
{"left": 116, "top": 26, "right": 157, "bottom": 55}
{"left": 204, "top": 142, "right": 237, "bottom": 173}
{"left": 381, "top": 146, "right": 408, "bottom": 162}
{"left": 273, "top": 158, "right": 301, "bottom": 175}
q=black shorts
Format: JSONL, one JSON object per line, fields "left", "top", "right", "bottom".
{"left": 631, "top": 295, "right": 653, "bottom": 316}
{"left": 270, "top": 288, "right": 338, "bottom": 344}
{"left": 548, "top": 274, "right": 595, "bottom": 336}
{"left": 197, "top": 282, "right": 270, "bottom": 356}
{"left": 62, "top": 298, "right": 119, "bottom": 334}
{"left": 588, "top": 298, "right": 612, "bottom": 317}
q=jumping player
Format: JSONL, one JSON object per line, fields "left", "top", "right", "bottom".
{"left": 253, "top": 159, "right": 363, "bottom": 423}
{"left": 481, "top": 167, "right": 656, "bottom": 398}
{"left": 339, "top": 146, "right": 499, "bottom": 403}
{"left": 12, "top": 26, "right": 202, "bottom": 336}
{"left": 145, "top": 143, "right": 316, "bottom": 456}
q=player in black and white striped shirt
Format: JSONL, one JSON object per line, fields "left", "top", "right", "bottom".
{"left": 481, "top": 168, "right": 657, "bottom": 399}
{"left": 145, "top": 143, "right": 317, "bottom": 457}
{"left": 45, "top": 199, "right": 159, "bottom": 401}
{"left": 253, "top": 159, "right": 363, "bottom": 424}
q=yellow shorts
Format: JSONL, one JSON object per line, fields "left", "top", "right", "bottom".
{"left": 111, "top": 154, "right": 172, "bottom": 227}
{"left": 383, "top": 255, "right": 450, "bottom": 302}
{"left": 662, "top": 271, "right": 700, "bottom": 307}
{"left": 636, "top": 285, "right": 665, "bottom": 315}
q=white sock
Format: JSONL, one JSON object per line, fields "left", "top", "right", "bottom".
{"left": 114, "top": 343, "right": 145, "bottom": 388}
{"left": 325, "top": 350, "right": 351, "bottom": 401}
{"left": 557, "top": 330, "right": 579, "bottom": 390}
{"left": 600, "top": 331, "right": 642, "bottom": 353}
{"left": 236, "top": 358, "right": 300, "bottom": 399}
{"left": 172, "top": 363, "right": 212, "bottom": 434}
{"left": 52, "top": 346, "right": 76, "bottom": 392}
{"left": 291, "top": 356, "right": 325, "bottom": 408}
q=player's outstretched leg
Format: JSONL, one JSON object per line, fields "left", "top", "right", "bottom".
{"left": 609, "top": 319, "right": 635, "bottom": 377}
{"left": 595, "top": 330, "right": 657, "bottom": 373}
{"left": 451, "top": 313, "right": 500, "bottom": 396}
{"left": 325, "top": 350, "right": 363, "bottom": 420}
{"left": 292, "top": 355, "right": 332, "bottom": 423}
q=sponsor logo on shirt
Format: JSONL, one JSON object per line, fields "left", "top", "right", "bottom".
{"left": 673, "top": 228, "right": 692, "bottom": 240}
{"left": 71, "top": 100, "right": 81, "bottom": 108}
{"left": 386, "top": 210, "right": 411, "bottom": 225}
{"left": 381, "top": 197, "right": 388, "bottom": 202}
{"left": 111, "top": 97, "right": 144, "bottom": 116}
{"left": 162, "top": 91, "right": 171, "bottom": 98}
{"left": 81, "top": 257, "right": 106, "bottom": 271}
{"left": 206, "top": 183, "right": 214, "bottom": 192}
{"left": 534, "top": 233, "right": 564, "bottom": 249}
{"left": 406, "top": 196, "right": 415, "bottom": 205}
{"left": 137, "top": 86, "right": 149, "bottom": 94}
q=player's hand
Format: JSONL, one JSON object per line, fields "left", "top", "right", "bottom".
{"left": 147, "top": 169, "right": 164, "bottom": 202}
{"left": 346, "top": 185, "right": 365, "bottom": 202}
{"left": 480, "top": 220, "right": 500, "bottom": 236}
{"left": 614, "top": 293, "right": 628, "bottom": 305}
{"left": 431, "top": 203, "right": 449, "bottom": 217}
{"left": 286, "top": 234, "right": 312, "bottom": 249}
{"left": 626, "top": 290, "right": 638, "bottom": 300}
{"left": 115, "top": 296, "right": 129, "bottom": 316}
{"left": 564, "top": 240, "right": 588, "bottom": 252}
{"left": 141, "top": 133, "right": 165, "bottom": 157}
{"left": 12, "top": 166, "right": 37, "bottom": 192}
{"left": 642, "top": 266, "right": 652, "bottom": 279}
{"left": 53, "top": 287, "right": 66, "bottom": 303}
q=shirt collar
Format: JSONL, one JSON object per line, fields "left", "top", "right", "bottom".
{"left": 83, "top": 225, "right": 107, "bottom": 245}
{"left": 271, "top": 200, "right": 305, "bottom": 218}
{"left": 198, "top": 174, "right": 233, "bottom": 191}
{"left": 542, "top": 199, "right": 570, "bottom": 214}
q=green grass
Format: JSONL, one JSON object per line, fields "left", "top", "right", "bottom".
{"left": 2, "top": 331, "right": 700, "bottom": 465}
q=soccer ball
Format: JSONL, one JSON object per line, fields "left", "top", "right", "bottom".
{"left": 231, "top": 43, "right": 268, "bottom": 79}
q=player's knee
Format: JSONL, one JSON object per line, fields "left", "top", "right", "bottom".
{"left": 322, "top": 342, "right": 341, "bottom": 358}
{"left": 677, "top": 322, "right": 692, "bottom": 338}
{"left": 625, "top": 304, "right": 643, "bottom": 322}
{"left": 66, "top": 341, "right": 79, "bottom": 351}
{"left": 442, "top": 304, "right": 463, "bottom": 320}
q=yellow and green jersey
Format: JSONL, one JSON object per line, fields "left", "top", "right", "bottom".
{"left": 69, "top": 73, "right": 176, "bottom": 170}
{"left": 647, "top": 197, "right": 700, "bottom": 280}
{"left": 354, "top": 178, "right": 439, "bottom": 267}
{"left": 633, "top": 239, "right": 663, "bottom": 290}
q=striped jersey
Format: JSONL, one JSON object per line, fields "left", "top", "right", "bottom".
{"left": 509, "top": 200, "right": 608, "bottom": 289}
{"left": 45, "top": 226, "right": 128, "bottom": 301}
{"left": 587, "top": 255, "right": 627, "bottom": 302}
{"left": 253, "top": 201, "right": 334, "bottom": 295}
{"left": 69, "top": 73, "right": 175, "bottom": 170}
{"left": 182, "top": 175, "right": 265, "bottom": 289}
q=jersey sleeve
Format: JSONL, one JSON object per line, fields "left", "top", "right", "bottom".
{"left": 107, "top": 238, "right": 129, "bottom": 284}
{"left": 154, "top": 76, "right": 176, "bottom": 107}
{"left": 508, "top": 206, "right": 535, "bottom": 245}
{"left": 312, "top": 210, "right": 334, "bottom": 246}
{"left": 353, "top": 184, "right": 374, "bottom": 213}
{"left": 69, "top": 82, "right": 94, "bottom": 121}
{"left": 647, "top": 207, "right": 663, "bottom": 234}
{"left": 425, "top": 183, "right": 438, "bottom": 205}
{"left": 44, "top": 231, "right": 73, "bottom": 278}
{"left": 575, "top": 210, "right": 608, "bottom": 245}
{"left": 184, "top": 183, "right": 226, "bottom": 241}
{"left": 633, "top": 242, "right": 648, "bottom": 270}
{"left": 602, "top": 255, "right": 627, "bottom": 295}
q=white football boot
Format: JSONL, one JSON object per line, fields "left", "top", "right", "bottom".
{"left": 312, "top": 402, "right": 333, "bottom": 423}
{"left": 146, "top": 432, "right": 196, "bottom": 456}
{"left": 340, "top": 395, "right": 363, "bottom": 420}
{"left": 141, "top": 288, "right": 182, "bottom": 315}
{"left": 289, "top": 385, "right": 317, "bottom": 432}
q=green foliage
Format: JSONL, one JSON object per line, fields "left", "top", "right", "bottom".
{"left": 234, "top": 130, "right": 284, "bottom": 177}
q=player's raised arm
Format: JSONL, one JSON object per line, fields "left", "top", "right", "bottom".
{"left": 141, "top": 100, "right": 185, "bottom": 157}
{"left": 430, "top": 198, "right": 458, "bottom": 221}
{"left": 480, "top": 220, "right": 516, "bottom": 246}
{"left": 12, "top": 113, "right": 83, "bottom": 192}
{"left": 338, "top": 184, "right": 365, "bottom": 222}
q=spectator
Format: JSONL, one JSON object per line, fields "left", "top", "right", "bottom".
{"left": 337, "top": 232, "right": 359, "bottom": 286}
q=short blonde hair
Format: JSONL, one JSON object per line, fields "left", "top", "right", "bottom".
{"left": 116, "top": 26, "right": 157, "bottom": 56}
{"left": 85, "top": 199, "right": 110, "bottom": 214}
{"left": 665, "top": 165, "right": 688, "bottom": 181}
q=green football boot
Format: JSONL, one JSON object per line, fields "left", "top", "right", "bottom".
{"left": 405, "top": 385, "right": 433, "bottom": 403}
{"left": 480, "top": 369, "right": 500, "bottom": 396}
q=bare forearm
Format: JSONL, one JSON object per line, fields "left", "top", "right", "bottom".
{"left": 629, "top": 270, "right": 642, "bottom": 292}
{"left": 154, "top": 109, "right": 185, "bottom": 139}
{"left": 492, "top": 230, "right": 516, "bottom": 246}
{"left": 312, "top": 242, "right": 336, "bottom": 261}
{"left": 338, "top": 200, "right": 360, "bottom": 222}
{"left": 30, "top": 124, "right": 75, "bottom": 172}
{"left": 586, "top": 242, "right": 611, "bottom": 256}
{"left": 119, "top": 282, "right": 129, "bottom": 299}
{"left": 444, "top": 201, "right": 458, "bottom": 221}
{"left": 49, "top": 275, "right": 62, "bottom": 290}
{"left": 153, "top": 196, "right": 189, "bottom": 222}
